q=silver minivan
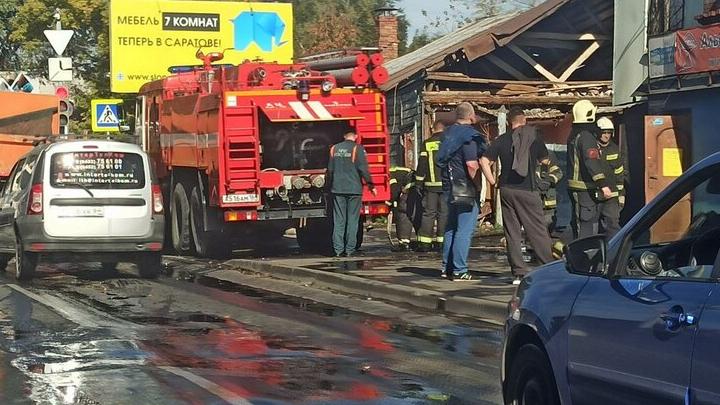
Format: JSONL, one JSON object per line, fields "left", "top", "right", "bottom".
{"left": 0, "top": 140, "right": 164, "bottom": 280}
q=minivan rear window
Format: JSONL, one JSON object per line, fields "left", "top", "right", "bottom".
{"left": 50, "top": 151, "right": 145, "bottom": 189}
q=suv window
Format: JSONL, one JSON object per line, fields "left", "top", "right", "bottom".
{"left": 50, "top": 151, "right": 145, "bottom": 189}
{"left": 2, "top": 159, "right": 26, "bottom": 198}
{"left": 620, "top": 172, "right": 720, "bottom": 281}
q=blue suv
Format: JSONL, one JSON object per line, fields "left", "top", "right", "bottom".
{"left": 503, "top": 152, "right": 720, "bottom": 405}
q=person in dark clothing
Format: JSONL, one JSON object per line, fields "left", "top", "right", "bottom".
{"left": 437, "top": 102, "right": 487, "bottom": 281}
{"left": 388, "top": 166, "right": 416, "bottom": 251}
{"left": 416, "top": 120, "right": 448, "bottom": 252}
{"left": 596, "top": 117, "right": 624, "bottom": 240}
{"left": 566, "top": 100, "right": 614, "bottom": 240}
{"left": 536, "top": 151, "right": 564, "bottom": 230}
{"left": 480, "top": 107, "right": 553, "bottom": 284}
{"left": 327, "top": 130, "right": 377, "bottom": 257}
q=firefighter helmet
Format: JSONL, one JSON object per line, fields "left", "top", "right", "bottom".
{"left": 597, "top": 116, "right": 614, "bottom": 131}
{"left": 572, "top": 100, "right": 597, "bottom": 123}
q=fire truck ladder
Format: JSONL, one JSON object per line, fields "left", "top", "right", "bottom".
{"left": 223, "top": 105, "right": 260, "bottom": 193}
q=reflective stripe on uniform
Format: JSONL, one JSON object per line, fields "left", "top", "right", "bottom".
{"left": 424, "top": 181, "right": 443, "bottom": 187}
{"left": 415, "top": 176, "right": 425, "bottom": 181}
{"left": 544, "top": 199, "right": 557, "bottom": 208}
{"left": 614, "top": 166, "right": 624, "bottom": 175}
{"left": 549, "top": 165, "right": 560, "bottom": 172}
{"left": 403, "top": 182, "right": 415, "bottom": 191}
{"left": 418, "top": 235, "right": 434, "bottom": 243}
{"left": 390, "top": 167, "right": 412, "bottom": 172}
{"left": 549, "top": 174, "right": 559, "bottom": 183}
{"left": 606, "top": 154, "right": 619, "bottom": 160}
{"left": 419, "top": 152, "right": 428, "bottom": 157}
{"left": 617, "top": 184, "right": 624, "bottom": 190}
{"left": 568, "top": 179, "right": 590, "bottom": 189}
{"left": 436, "top": 236, "right": 444, "bottom": 243}
{"left": 592, "top": 173, "right": 605, "bottom": 181}
{"left": 389, "top": 178, "right": 398, "bottom": 185}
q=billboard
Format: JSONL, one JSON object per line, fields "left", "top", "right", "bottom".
{"left": 649, "top": 33, "right": 677, "bottom": 78}
{"left": 675, "top": 24, "right": 720, "bottom": 75}
{"left": 110, "top": 0, "right": 293, "bottom": 93}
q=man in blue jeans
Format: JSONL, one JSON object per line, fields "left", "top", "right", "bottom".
{"left": 437, "top": 103, "right": 486, "bottom": 280}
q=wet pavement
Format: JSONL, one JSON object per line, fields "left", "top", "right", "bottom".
{"left": 0, "top": 254, "right": 505, "bottom": 404}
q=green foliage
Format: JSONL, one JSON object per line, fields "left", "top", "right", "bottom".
{"left": 0, "top": 0, "right": 22, "bottom": 70}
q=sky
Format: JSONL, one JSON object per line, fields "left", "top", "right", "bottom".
{"left": 397, "top": 0, "right": 455, "bottom": 40}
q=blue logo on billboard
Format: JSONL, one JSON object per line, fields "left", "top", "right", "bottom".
{"left": 231, "top": 11, "right": 286, "bottom": 52}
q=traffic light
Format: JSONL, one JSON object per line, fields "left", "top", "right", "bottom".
{"left": 58, "top": 99, "right": 74, "bottom": 135}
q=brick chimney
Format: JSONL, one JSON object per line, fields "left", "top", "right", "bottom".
{"left": 376, "top": 8, "right": 399, "bottom": 61}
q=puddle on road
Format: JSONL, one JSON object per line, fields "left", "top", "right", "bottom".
{"left": 194, "top": 276, "right": 502, "bottom": 360}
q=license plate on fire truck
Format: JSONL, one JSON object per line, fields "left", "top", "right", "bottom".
{"left": 222, "top": 194, "right": 259, "bottom": 204}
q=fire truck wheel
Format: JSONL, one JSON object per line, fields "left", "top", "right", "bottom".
{"left": 190, "top": 186, "right": 228, "bottom": 258}
{"left": 356, "top": 215, "right": 365, "bottom": 251}
{"left": 0, "top": 254, "right": 9, "bottom": 272}
{"left": 297, "top": 219, "right": 332, "bottom": 254}
{"left": 171, "top": 183, "right": 192, "bottom": 254}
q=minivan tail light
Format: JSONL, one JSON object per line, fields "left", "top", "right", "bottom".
{"left": 28, "top": 184, "right": 43, "bottom": 215}
{"left": 152, "top": 184, "right": 163, "bottom": 214}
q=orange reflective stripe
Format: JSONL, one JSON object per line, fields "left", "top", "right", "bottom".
{"left": 351, "top": 145, "right": 358, "bottom": 163}
{"left": 330, "top": 145, "right": 335, "bottom": 157}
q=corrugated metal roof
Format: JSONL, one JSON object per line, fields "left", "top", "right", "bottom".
{"left": 381, "top": 0, "right": 570, "bottom": 90}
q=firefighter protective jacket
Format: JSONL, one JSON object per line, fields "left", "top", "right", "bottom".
{"left": 415, "top": 132, "right": 444, "bottom": 192}
{"left": 536, "top": 153, "right": 564, "bottom": 210}
{"left": 600, "top": 141, "right": 625, "bottom": 199}
{"left": 388, "top": 166, "right": 415, "bottom": 209}
{"left": 567, "top": 125, "right": 610, "bottom": 191}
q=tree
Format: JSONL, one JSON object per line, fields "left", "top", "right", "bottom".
{"left": 291, "top": 0, "right": 408, "bottom": 56}
{"left": 0, "top": 0, "right": 22, "bottom": 71}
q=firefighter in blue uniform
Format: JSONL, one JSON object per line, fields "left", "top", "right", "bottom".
{"left": 415, "top": 120, "right": 448, "bottom": 252}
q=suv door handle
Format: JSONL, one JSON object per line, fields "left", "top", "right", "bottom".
{"left": 661, "top": 305, "right": 697, "bottom": 331}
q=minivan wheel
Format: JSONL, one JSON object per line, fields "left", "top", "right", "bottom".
{"left": 137, "top": 254, "right": 161, "bottom": 279}
{"left": 171, "top": 183, "right": 192, "bottom": 254}
{"left": 15, "top": 237, "right": 37, "bottom": 281}
{"left": 101, "top": 262, "right": 119, "bottom": 274}
{"left": 505, "top": 344, "right": 560, "bottom": 405}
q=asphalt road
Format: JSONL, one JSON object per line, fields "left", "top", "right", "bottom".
{"left": 0, "top": 252, "right": 505, "bottom": 405}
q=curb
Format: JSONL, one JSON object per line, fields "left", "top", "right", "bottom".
{"left": 219, "top": 258, "right": 509, "bottom": 322}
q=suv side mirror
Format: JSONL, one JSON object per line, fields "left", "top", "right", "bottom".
{"left": 566, "top": 235, "right": 607, "bottom": 276}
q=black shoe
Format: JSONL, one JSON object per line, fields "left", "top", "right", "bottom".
{"left": 415, "top": 242, "right": 433, "bottom": 253}
{"left": 432, "top": 242, "right": 443, "bottom": 252}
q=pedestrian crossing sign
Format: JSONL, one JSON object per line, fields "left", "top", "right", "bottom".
{"left": 91, "top": 99, "right": 123, "bottom": 132}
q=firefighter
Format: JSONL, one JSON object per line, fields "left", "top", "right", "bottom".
{"left": 596, "top": 116, "right": 624, "bottom": 239}
{"left": 415, "top": 120, "right": 448, "bottom": 252}
{"left": 536, "top": 151, "right": 563, "bottom": 230}
{"left": 536, "top": 151, "right": 566, "bottom": 259}
{"left": 388, "top": 166, "right": 416, "bottom": 251}
{"left": 567, "top": 100, "right": 614, "bottom": 240}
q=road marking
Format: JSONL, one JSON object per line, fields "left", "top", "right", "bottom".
{"left": 5, "top": 284, "right": 138, "bottom": 332}
{"left": 160, "top": 366, "right": 252, "bottom": 405}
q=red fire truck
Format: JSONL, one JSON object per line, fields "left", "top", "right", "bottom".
{"left": 136, "top": 52, "right": 390, "bottom": 256}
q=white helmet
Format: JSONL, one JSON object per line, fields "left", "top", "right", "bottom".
{"left": 572, "top": 100, "right": 597, "bottom": 123}
{"left": 597, "top": 117, "right": 614, "bottom": 131}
